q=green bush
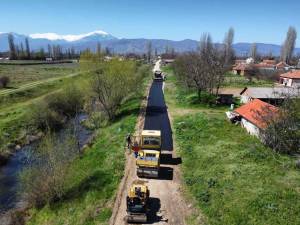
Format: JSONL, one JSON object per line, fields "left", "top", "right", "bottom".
{"left": 29, "top": 84, "right": 84, "bottom": 131}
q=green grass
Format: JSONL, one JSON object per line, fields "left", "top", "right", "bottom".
{"left": 26, "top": 94, "right": 143, "bottom": 225}
{"left": 0, "top": 74, "right": 87, "bottom": 154}
{"left": 223, "top": 72, "right": 274, "bottom": 87}
{"left": 27, "top": 113, "right": 136, "bottom": 225}
{"left": 0, "top": 63, "right": 78, "bottom": 87}
{"left": 175, "top": 114, "right": 300, "bottom": 225}
{"left": 163, "top": 66, "right": 300, "bottom": 225}
{"left": 25, "top": 66, "right": 151, "bottom": 225}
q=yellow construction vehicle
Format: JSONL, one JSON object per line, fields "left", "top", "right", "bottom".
{"left": 134, "top": 130, "right": 161, "bottom": 178}
{"left": 140, "top": 130, "right": 161, "bottom": 150}
{"left": 136, "top": 149, "right": 160, "bottom": 177}
{"left": 126, "top": 180, "right": 150, "bottom": 223}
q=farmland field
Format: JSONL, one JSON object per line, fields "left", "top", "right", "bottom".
{"left": 0, "top": 62, "right": 78, "bottom": 88}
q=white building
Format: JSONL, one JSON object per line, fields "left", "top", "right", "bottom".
{"left": 240, "top": 87, "right": 299, "bottom": 104}
{"left": 279, "top": 70, "right": 300, "bottom": 87}
{"left": 234, "top": 99, "right": 278, "bottom": 137}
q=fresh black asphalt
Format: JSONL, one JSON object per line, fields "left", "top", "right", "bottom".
{"left": 143, "top": 81, "right": 173, "bottom": 151}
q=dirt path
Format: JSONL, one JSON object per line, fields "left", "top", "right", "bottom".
{"left": 110, "top": 61, "right": 190, "bottom": 225}
{"left": 0, "top": 72, "right": 80, "bottom": 96}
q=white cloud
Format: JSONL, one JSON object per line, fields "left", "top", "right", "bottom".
{"left": 29, "top": 30, "right": 109, "bottom": 42}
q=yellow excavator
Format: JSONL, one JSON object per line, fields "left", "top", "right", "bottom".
{"left": 134, "top": 130, "right": 161, "bottom": 178}
{"left": 126, "top": 180, "right": 150, "bottom": 223}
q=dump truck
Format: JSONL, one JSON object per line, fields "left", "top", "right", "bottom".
{"left": 126, "top": 180, "right": 150, "bottom": 223}
{"left": 135, "top": 130, "right": 161, "bottom": 178}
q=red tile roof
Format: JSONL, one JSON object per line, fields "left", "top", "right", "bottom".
{"left": 276, "top": 61, "right": 289, "bottom": 68}
{"left": 234, "top": 99, "right": 278, "bottom": 129}
{"left": 233, "top": 64, "right": 252, "bottom": 71}
{"left": 280, "top": 70, "right": 300, "bottom": 79}
{"left": 262, "top": 59, "right": 276, "bottom": 65}
{"left": 254, "top": 63, "right": 275, "bottom": 68}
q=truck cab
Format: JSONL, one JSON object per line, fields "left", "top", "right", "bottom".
{"left": 141, "top": 130, "right": 161, "bottom": 150}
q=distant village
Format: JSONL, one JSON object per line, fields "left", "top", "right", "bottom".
{"left": 224, "top": 57, "right": 300, "bottom": 139}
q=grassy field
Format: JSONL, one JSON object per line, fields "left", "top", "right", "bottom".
{"left": 223, "top": 72, "right": 275, "bottom": 87}
{"left": 26, "top": 73, "right": 150, "bottom": 225}
{"left": 163, "top": 67, "right": 300, "bottom": 225}
{"left": 0, "top": 62, "right": 78, "bottom": 87}
{"left": 0, "top": 63, "right": 81, "bottom": 154}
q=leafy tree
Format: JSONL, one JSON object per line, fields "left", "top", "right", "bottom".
{"left": 80, "top": 53, "right": 143, "bottom": 120}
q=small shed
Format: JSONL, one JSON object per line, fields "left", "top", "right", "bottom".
{"left": 240, "top": 87, "right": 299, "bottom": 105}
{"left": 234, "top": 99, "right": 278, "bottom": 137}
{"left": 279, "top": 70, "right": 300, "bottom": 87}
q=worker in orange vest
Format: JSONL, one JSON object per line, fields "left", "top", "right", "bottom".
{"left": 132, "top": 141, "right": 140, "bottom": 158}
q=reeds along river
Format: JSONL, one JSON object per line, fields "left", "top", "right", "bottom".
{"left": 0, "top": 113, "right": 92, "bottom": 215}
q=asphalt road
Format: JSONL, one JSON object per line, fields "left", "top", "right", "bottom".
{"left": 144, "top": 80, "right": 173, "bottom": 151}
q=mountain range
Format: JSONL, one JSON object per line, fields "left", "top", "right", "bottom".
{"left": 1, "top": 30, "right": 300, "bottom": 56}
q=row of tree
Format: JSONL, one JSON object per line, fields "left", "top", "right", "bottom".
{"left": 249, "top": 26, "right": 297, "bottom": 64}
{"left": 7, "top": 33, "right": 79, "bottom": 60}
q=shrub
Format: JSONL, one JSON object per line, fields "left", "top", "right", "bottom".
{"left": 0, "top": 76, "right": 10, "bottom": 88}
{"left": 20, "top": 132, "right": 79, "bottom": 208}
{"left": 29, "top": 84, "right": 84, "bottom": 131}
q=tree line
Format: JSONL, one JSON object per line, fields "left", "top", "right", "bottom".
{"left": 7, "top": 33, "right": 78, "bottom": 60}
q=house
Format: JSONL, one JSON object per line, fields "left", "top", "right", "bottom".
{"left": 232, "top": 64, "right": 253, "bottom": 76}
{"left": 234, "top": 99, "right": 278, "bottom": 137}
{"left": 275, "top": 61, "right": 289, "bottom": 70}
{"left": 240, "top": 87, "right": 299, "bottom": 105}
{"left": 297, "top": 59, "right": 300, "bottom": 69}
{"left": 279, "top": 70, "right": 300, "bottom": 87}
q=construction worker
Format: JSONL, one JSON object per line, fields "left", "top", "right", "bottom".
{"left": 126, "top": 133, "right": 132, "bottom": 149}
{"left": 132, "top": 141, "right": 140, "bottom": 158}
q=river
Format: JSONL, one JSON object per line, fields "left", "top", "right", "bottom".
{"left": 0, "top": 114, "right": 92, "bottom": 215}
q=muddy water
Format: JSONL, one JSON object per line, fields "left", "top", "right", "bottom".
{"left": 0, "top": 114, "right": 92, "bottom": 214}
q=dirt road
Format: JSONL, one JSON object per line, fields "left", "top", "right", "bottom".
{"left": 111, "top": 61, "right": 189, "bottom": 225}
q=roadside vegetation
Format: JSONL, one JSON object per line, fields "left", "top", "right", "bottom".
{"left": 163, "top": 64, "right": 300, "bottom": 225}
{"left": 13, "top": 53, "right": 151, "bottom": 225}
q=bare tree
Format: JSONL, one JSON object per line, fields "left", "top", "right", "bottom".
{"left": 25, "top": 37, "right": 31, "bottom": 59}
{"left": 223, "top": 27, "right": 235, "bottom": 66}
{"left": 174, "top": 33, "right": 225, "bottom": 102}
{"left": 146, "top": 41, "right": 152, "bottom": 63}
{"left": 8, "top": 33, "right": 17, "bottom": 60}
{"left": 281, "top": 26, "right": 297, "bottom": 64}
{"left": 96, "top": 42, "right": 102, "bottom": 55}
{"left": 250, "top": 43, "right": 257, "bottom": 62}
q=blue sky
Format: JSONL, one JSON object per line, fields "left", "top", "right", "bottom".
{"left": 1, "top": 0, "right": 300, "bottom": 46}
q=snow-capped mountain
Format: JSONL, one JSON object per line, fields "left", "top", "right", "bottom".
{"left": 29, "top": 30, "right": 116, "bottom": 42}
{"left": 0, "top": 31, "right": 300, "bottom": 56}
{"left": 0, "top": 30, "right": 117, "bottom": 51}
